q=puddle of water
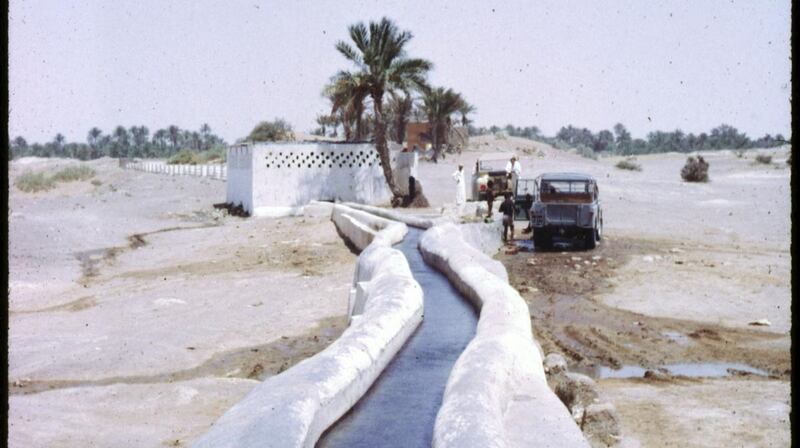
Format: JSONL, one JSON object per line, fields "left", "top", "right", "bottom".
{"left": 589, "top": 362, "right": 769, "bottom": 379}
{"left": 596, "top": 365, "right": 649, "bottom": 379}
{"left": 662, "top": 331, "right": 691, "bottom": 346}
{"left": 665, "top": 362, "right": 768, "bottom": 377}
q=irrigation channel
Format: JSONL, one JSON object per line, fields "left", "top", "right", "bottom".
{"left": 318, "top": 228, "right": 479, "bottom": 447}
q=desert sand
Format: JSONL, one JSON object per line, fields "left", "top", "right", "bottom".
{"left": 425, "top": 134, "right": 791, "bottom": 447}
{"left": 8, "top": 157, "right": 354, "bottom": 446}
{"left": 7, "top": 134, "right": 791, "bottom": 447}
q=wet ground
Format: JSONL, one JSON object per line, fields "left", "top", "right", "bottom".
{"left": 496, "top": 235, "right": 790, "bottom": 380}
{"left": 319, "top": 228, "right": 478, "bottom": 447}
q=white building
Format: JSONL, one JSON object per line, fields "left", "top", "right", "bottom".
{"left": 226, "top": 142, "right": 416, "bottom": 217}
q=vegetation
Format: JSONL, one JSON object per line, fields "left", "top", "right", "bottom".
{"left": 246, "top": 118, "right": 295, "bottom": 142}
{"left": 14, "top": 171, "right": 57, "bottom": 192}
{"left": 681, "top": 156, "right": 709, "bottom": 182}
{"left": 168, "top": 149, "right": 201, "bottom": 165}
{"left": 576, "top": 145, "right": 598, "bottom": 160}
{"left": 615, "top": 158, "right": 642, "bottom": 171}
{"left": 14, "top": 164, "right": 96, "bottom": 192}
{"left": 422, "top": 87, "right": 470, "bottom": 162}
{"left": 754, "top": 154, "right": 773, "bottom": 164}
{"left": 333, "top": 17, "right": 433, "bottom": 200}
{"left": 10, "top": 123, "right": 228, "bottom": 162}
{"left": 469, "top": 123, "right": 788, "bottom": 155}
{"left": 51, "top": 165, "right": 96, "bottom": 182}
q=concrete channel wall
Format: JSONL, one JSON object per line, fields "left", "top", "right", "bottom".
{"left": 192, "top": 203, "right": 424, "bottom": 448}
{"left": 119, "top": 158, "right": 227, "bottom": 180}
{"left": 419, "top": 223, "right": 589, "bottom": 448}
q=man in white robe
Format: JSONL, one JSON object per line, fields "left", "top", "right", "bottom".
{"left": 505, "top": 156, "right": 521, "bottom": 190}
{"left": 452, "top": 164, "right": 466, "bottom": 215}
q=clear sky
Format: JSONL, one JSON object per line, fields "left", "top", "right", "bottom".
{"left": 8, "top": 0, "right": 792, "bottom": 144}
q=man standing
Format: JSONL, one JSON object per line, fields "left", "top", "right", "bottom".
{"left": 505, "top": 155, "right": 521, "bottom": 191}
{"left": 452, "top": 164, "right": 466, "bottom": 215}
{"left": 484, "top": 179, "right": 495, "bottom": 222}
{"left": 499, "top": 192, "right": 515, "bottom": 243}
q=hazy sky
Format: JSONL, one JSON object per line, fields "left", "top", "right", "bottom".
{"left": 9, "top": 0, "right": 792, "bottom": 144}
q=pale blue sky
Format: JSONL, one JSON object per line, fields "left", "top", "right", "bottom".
{"left": 8, "top": 0, "right": 792, "bottom": 144}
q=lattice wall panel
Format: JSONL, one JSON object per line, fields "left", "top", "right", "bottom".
{"left": 263, "top": 150, "right": 395, "bottom": 169}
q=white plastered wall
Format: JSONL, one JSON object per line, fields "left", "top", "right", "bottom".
{"left": 226, "top": 143, "right": 408, "bottom": 216}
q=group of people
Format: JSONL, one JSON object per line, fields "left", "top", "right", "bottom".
{"left": 451, "top": 155, "right": 523, "bottom": 243}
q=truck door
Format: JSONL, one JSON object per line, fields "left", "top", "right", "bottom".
{"left": 513, "top": 178, "right": 536, "bottom": 221}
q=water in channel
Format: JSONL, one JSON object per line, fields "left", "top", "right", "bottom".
{"left": 318, "top": 228, "right": 478, "bottom": 447}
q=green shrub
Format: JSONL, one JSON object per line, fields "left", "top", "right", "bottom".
{"left": 15, "top": 171, "right": 57, "bottom": 192}
{"left": 247, "top": 118, "right": 295, "bottom": 142}
{"left": 681, "top": 156, "right": 709, "bottom": 182}
{"left": 552, "top": 140, "right": 572, "bottom": 151}
{"left": 199, "top": 146, "right": 226, "bottom": 163}
{"left": 576, "top": 144, "right": 598, "bottom": 160}
{"left": 615, "top": 158, "right": 642, "bottom": 171}
{"left": 168, "top": 149, "right": 200, "bottom": 165}
{"left": 51, "top": 165, "right": 95, "bottom": 182}
{"left": 754, "top": 154, "right": 772, "bottom": 164}
{"left": 91, "top": 179, "right": 103, "bottom": 186}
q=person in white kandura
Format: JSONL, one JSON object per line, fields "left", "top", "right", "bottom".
{"left": 504, "top": 155, "right": 522, "bottom": 192}
{"left": 505, "top": 155, "right": 522, "bottom": 177}
{"left": 452, "top": 164, "right": 466, "bottom": 214}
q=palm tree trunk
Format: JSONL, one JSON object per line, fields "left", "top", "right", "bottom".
{"left": 355, "top": 103, "right": 364, "bottom": 141}
{"left": 372, "top": 90, "right": 402, "bottom": 200}
{"left": 432, "top": 121, "right": 441, "bottom": 163}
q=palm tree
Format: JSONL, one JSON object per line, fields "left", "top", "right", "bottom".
{"left": 53, "top": 133, "right": 66, "bottom": 157}
{"left": 167, "top": 125, "right": 181, "bottom": 154}
{"left": 152, "top": 129, "right": 168, "bottom": 156}
{"left": 457, "top": 101, "right": 476, "bottom": 127}
{"left": 387, "top": 90, "right": 414, "bottom": 144}
{"left": 87, "top": 128, "right": 103, "bottom": 159}
{"left": 422, "top": 87, "right": 467, "bottom": 162}
{"left": 336, "top": 17, "right": 432, "bottom": 201}
{"left": 323, "top": 71, "right": 370, "bottom": 141}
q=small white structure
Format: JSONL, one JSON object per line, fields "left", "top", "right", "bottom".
{"left": 226, "top": 142, "right": 416, "bottom": 217}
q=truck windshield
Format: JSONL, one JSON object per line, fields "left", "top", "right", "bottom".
{"left": 540, "top": 180, "right": 590, "bottom": 194}
{"left": 478, "top": 159, "right": 507, "bottom": 172}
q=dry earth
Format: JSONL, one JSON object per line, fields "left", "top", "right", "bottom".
{"left": 8, "top": 157, "right": 355, "bottom": 447}
{"left": 417, "top": 135, "right": 791, "bottom": 447}
{"left": 7, "top": 138, "right": 791, "bottom": 447}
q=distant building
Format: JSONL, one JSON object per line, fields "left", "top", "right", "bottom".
{"left": 404, "top": 121, "right": 469, "bottom": 152}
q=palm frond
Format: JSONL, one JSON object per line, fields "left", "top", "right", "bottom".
{"left": 336, "top": 41, "right": 362, "bottom": 66}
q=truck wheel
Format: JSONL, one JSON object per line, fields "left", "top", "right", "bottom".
{"left": 534, "top": 231, "right": 550, "bottom": 250}
{"left": 585, "top": 228, "right": 597, "bottom": 250}
{"left": 596, "top": 218, "right": 603, "bottom": 241}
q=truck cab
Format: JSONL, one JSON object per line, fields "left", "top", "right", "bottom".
{"left": 522, "top": 173, "right": 603, "bottom": 249}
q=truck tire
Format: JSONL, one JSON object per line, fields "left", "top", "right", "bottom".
{"left": 534, "top": 230, "right": 551, "bottom": 250}
{"left": 585, "top": 228, "right": 597, "bottom": 250}
{"left": 596, "top": 217, "right": 603, "bottom": 241}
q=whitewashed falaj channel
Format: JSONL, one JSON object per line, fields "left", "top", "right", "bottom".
{"left": 180, "top": 143, "right": 588, "bottom": 447}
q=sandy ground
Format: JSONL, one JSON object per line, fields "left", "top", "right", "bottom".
{"left": 8, "top": 157, "right": 355, "bottom": 447}
{"left": 7, "top": 137, "right": 791, "bottom": 447}
{"left": 415, "top": 135, "right": 791, "bottom": 447}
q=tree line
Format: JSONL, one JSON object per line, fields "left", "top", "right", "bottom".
{"left": 9, "top": 124, "right": 228, "bottom": 161}
{"left": 469, "top": 123, "right": 788, "bottom": 154}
